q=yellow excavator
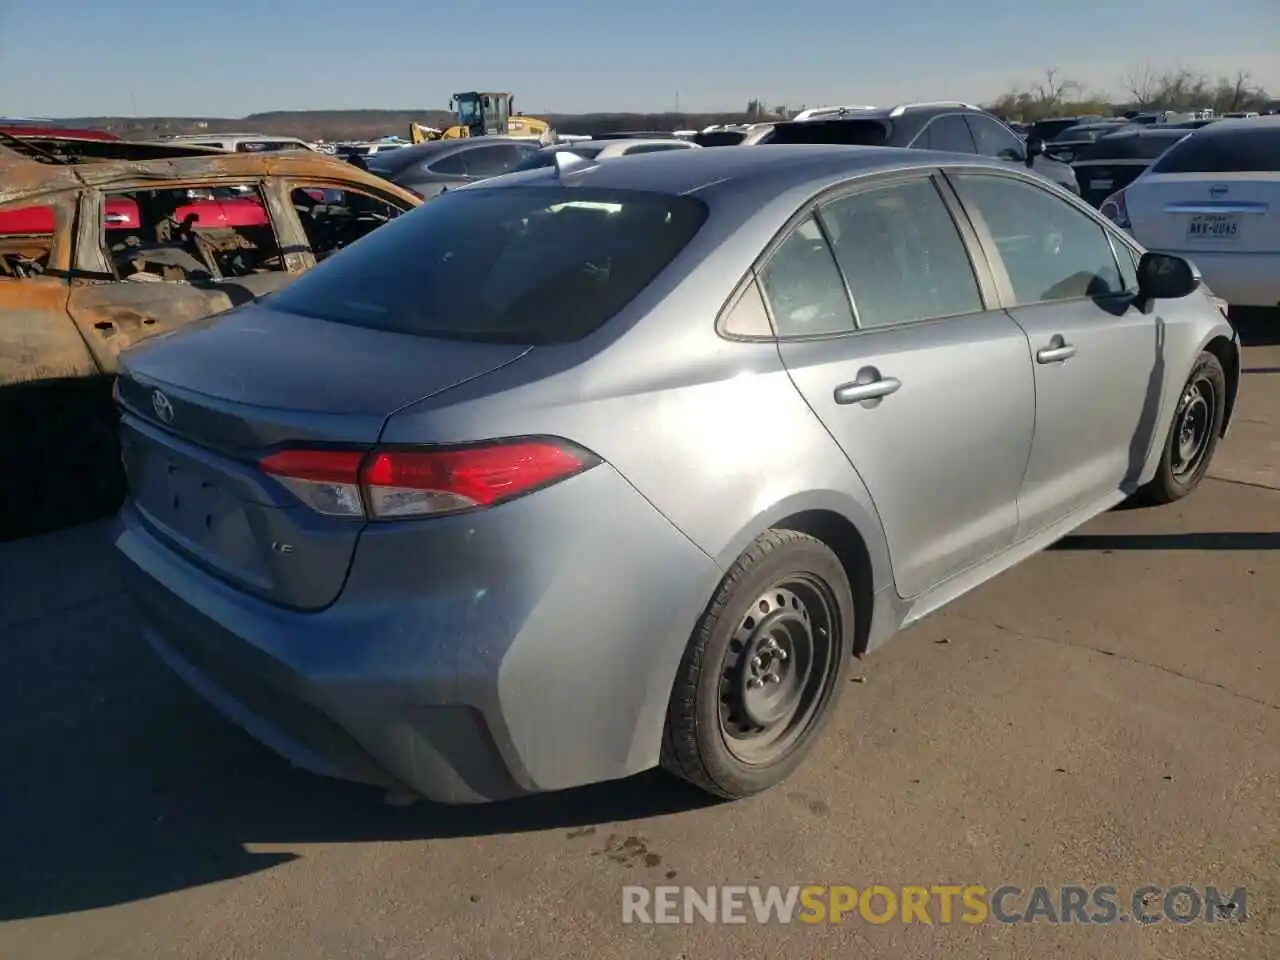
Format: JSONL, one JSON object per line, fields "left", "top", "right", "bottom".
{"left": 410, "top": 92, "right": 554, "bottom": 144}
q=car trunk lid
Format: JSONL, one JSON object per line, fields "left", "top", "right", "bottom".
{"left": 1125, "top": 172, "right": 1280, "bottom": 255}
{"left": 116, "top": 302, "right": 530, "bottom": 609}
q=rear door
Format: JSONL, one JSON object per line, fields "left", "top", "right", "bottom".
{"left": 64, "top": 180, "right": 307, "bottom": 372}
{"left": 1123, "top": 125, "right": 1280, "bottom": 254}
{"left": 772, "top": 172, "right": 1035, "bottom": 599}
{"left": 947, "top": 170, "right": 1159, "bottom": 536}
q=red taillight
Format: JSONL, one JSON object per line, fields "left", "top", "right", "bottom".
{"left": 259, "top": 440, "right": 595, "bottom": 520}
{"left": 1099, "top": 189, "right": 1131, "bottom": 230}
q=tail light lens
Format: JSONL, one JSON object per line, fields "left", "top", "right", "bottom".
{"left": 259, "top": 439, "right": 597, "bottom": 520}
{"left": 1099, "top": 189, "right": 1131, "bottom": 229}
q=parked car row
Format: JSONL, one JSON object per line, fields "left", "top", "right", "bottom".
{"left": 1096, "top": 114, "right": 1280, "bottom": 310}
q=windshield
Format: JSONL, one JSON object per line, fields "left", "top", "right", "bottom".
{"left": 268, "top": 186, "right": 708, "bottom": 344}
{"left": 513, "top": 146, "right": 605, "bottom": 172}
{"left": 456, "top": 97, "right": 482, "bottom": 123}
{"left": 1150, "top": 127, "right": 1280, "bottom": 173}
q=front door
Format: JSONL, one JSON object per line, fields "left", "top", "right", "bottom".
{"left": 769, "top": 175, "right": 1036, "bottom": 599}
{"left": 947, "top": 171, "right": 1160, "bottom": 537}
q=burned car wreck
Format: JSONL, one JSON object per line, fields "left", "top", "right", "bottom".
{"left": 0, "top": 138, "right": 421, "bottom": 538}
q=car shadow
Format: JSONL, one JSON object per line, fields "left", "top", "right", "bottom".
{"left": 0, "top": 524, "right": 718, "bottom": 922}
{"left": 1051, "top": 531, "right": 1280, "bottom": 551}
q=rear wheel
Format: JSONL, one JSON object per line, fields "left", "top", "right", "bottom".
{"left": 1140, "top": 351, "right": 1226, "bottom": 505}
{"left": 660, "top": 529, "right": 854, "bottom": 799}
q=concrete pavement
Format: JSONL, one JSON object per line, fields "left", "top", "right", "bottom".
{"left": 1, "top": 322, "right": 1276, "bottom": 959}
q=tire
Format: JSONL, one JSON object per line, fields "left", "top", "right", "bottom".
{"left": 1140, "top": 351, "right": 1226, "bottom": 506}
{"left": 660, "top": 529, "right": 854, "bottom": 799}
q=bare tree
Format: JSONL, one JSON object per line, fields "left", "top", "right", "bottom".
{"left": 1124, "top": 65, "right": 1161, "bottom": 106}
{"left": 1030, "top": 68, "right": 1083, "bottom": 111}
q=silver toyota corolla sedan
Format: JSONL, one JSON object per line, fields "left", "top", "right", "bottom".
{"left": 113, "top": 144, "right": 1241, "bottom": 804}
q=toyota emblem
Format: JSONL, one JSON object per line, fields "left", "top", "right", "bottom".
{"left": 151, "top": 389, "right": 175, "bottom": 424}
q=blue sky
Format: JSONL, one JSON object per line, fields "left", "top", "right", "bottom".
{"left": 1, "top": 0, "right": 1276, "bottom": 116}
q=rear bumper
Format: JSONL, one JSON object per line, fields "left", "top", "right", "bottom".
{"left": 115, "top": 464, "right": 721, "bottom": 804}
{"left": 1170, "top": 250, "right": 1280, "bottom": 308}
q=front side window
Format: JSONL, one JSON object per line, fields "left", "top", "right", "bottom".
{"left": 920, "top": 115, "right": 977, "bottom": 153}
{"left": 758, "top": 216, "right": 856, "bottom": 337}
{"left": 268, "top": 187, "right": 707, "bottom": 344}
{"left": 950, "top": 173, "right": 1125, "bottom": 304}
{"left": 819, "top": 178, "right": 984, "bottom": 329}
{"left": 966, "top": 116, "right": 1025, "bottom": 161}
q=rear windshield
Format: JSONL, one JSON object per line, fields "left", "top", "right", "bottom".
{"left": 268, "top": 187, "right": 708, "bottom": 344}
{"left": 1075, "top": 132, "right": 1187, "bottom": 162}
{"left": 513, "top": 145, "right": 605, "bottom": 171}
{"left": 762, "top": 119, "right": 890, "bottom": 146}
{"left": 1150, "top": 127, "right": 1280, "bottom": 173}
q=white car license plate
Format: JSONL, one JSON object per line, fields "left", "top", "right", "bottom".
{"left": 1089, "top": 178, "right": 1113, "bottom": 192}
{"left": 1187, "top": 213, "right": 1240, "bottom": 240}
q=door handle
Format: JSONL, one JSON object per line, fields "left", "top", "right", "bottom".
{"left": 834, "top": 377, "right": 902, "bottom": 405}
{"left": 1036, "top": 343, "right": 1077, "bottom": 363}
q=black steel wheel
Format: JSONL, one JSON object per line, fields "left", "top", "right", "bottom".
{"left": 661, "top": 529, "right": 854, "bottom": 799}
{"left": 1140, "top": 350, "right": 1226, "bottom": 505}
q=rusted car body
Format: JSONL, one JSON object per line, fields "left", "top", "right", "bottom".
{"left": 0, "top": 143, "right": 421, "bottom": 538}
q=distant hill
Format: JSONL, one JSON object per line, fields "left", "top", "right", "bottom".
{"left": 55, "top": 109, "right": 762, "bottom": 142}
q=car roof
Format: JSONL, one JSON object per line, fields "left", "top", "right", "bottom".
{"left": 545, "top": 138, "right": 692, "bottom": 153}
{"left": 1195, "top": 114, "right": 1280, "bottom": 134}
{"left": 378, "top": 136, "right": 529, "bottom": 159}
{"left": 0, "top": 148, "right": 423, "bottom": 206}
{"left": 483, "top": 142, "right": 1019, "bottom": 202}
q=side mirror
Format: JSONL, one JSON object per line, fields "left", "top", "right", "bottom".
{"left": 1025, "top": 137, "right": 1045, "bottom": 167}
{"left": 1137, "top": 251, "right": 1201, "bottom": 303}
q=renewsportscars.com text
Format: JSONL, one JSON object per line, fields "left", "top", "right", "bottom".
{"left": 621, "top": 884, "right": 1247, "bottom": 925}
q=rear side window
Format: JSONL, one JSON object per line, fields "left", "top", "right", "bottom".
{"left": 758, "top": 216, "right": 856, "bottom": 336}
{"left": 819, "top": 178, "right": 983, "bottom": 328}
{"left": 514, "top": 146, "right": 603, "bottom": 171}
{"left": 464, "top": 144, "right": 535, "bottom": 177}
{"left": 1150, "top": 128, "right": 1280, "bottom": 173}
{"left": 428, "top": 152, "right": 468, "bottom": 175}
{"left": 268, "top": 187, "right": 708, "bottom": 344}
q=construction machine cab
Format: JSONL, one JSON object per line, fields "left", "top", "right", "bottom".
{"left": 448, "top": 91, "right": 512, "bottom": 138}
